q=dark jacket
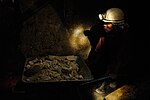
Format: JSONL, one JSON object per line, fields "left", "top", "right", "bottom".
{"left": 84, "top": 22, "right": 131, "bottom": 79}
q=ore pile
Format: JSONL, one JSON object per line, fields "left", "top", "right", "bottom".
{"left": 22, "top": 56, "right": 84, "bottom": 82}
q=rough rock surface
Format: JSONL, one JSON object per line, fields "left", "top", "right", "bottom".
{"left": 19, "top": 3, "right": 73, "bottom": 57}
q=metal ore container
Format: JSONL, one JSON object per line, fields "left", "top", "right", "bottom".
{"left": 21, "top": 55, "right": 93, "bottom": 84}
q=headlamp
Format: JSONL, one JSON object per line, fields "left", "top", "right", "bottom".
{"left": 98, "top": 14, "right": 103, "bottom": 20}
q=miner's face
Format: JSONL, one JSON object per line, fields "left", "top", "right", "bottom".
{"left": 103, "top": 23, "right": 113, "bottom": 32}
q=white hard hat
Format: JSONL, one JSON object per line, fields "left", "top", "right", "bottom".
{"left": 99, "top": 8, "right": 125, "bottom": 23}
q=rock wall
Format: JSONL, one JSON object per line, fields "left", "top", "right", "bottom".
{"left": 19, "top": 3, "right": 73, "bottom": 57}
{"left": 19, "top": 1, "right": 91, "bottom": 59}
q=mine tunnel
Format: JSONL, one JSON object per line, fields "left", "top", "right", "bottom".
{"left": 0, "top": 0, "right": 149, "bottom": 100}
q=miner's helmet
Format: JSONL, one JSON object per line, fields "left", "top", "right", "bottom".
{"left": 99, "top": 8, "right": 125, "bottom": 24}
